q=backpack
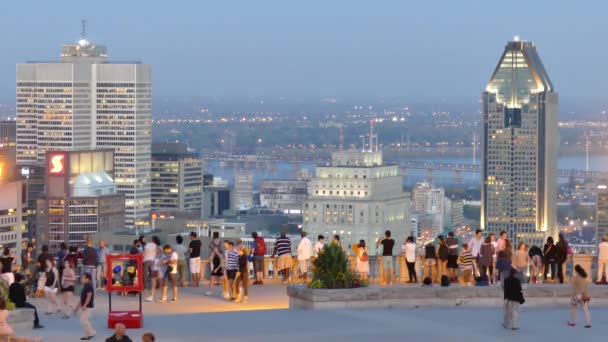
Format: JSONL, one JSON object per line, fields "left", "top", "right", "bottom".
{"left": 438, "top": 244, "right": 449, "bottom": 261}
{"left": 360, "top": 248, "right": 369, "bottom": 262}
{"left": 441, "top": 275, "right": 450, "bottom": 287}
{"left": 255, "top": 238, "right": 267, "bottom": 256}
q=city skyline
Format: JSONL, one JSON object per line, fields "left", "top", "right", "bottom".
{"left": 1, "top": 1, "right": 608, "bottom": 102}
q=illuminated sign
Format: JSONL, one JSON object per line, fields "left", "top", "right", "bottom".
{"left": 49, "top": 154, "right": 65, "bottom": 174}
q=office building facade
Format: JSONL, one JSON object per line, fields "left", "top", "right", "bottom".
{"left": 481, "top": 39, "right": 558, "bottom": 246}
{"left": 16, "top": 36, "right": 151, "bottom": 229}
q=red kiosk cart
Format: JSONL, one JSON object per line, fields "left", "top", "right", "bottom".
{"left": 106, "top": 254, "right": 144, "bottom": 329}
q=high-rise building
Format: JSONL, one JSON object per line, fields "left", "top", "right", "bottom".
{"left": 234, "top": 171, "right": 253, "bottom": 210}
{"left": 0, "top": 121, "right": 17, "bottom": 177}
{"left": 481, "top": 38, "right": 558, "bottom": 246}
{"left": 444, "top": 198, "right": 464, "bottom": 231}
{"left": 151, "top": 143, "right": 202, "bottom": 214}
{"left": 202, "top": 175, "right": 233, "bottom": 219}
{"left": 412, "top": 182, "right": 445, "bottom": 236}
{"left": 16, "top": 31, "right": 151, "bottom": 229}
{"left": 260, "top": 180, "right": 307, "bottom": 216}
{"left": 303, "top": 149, "right": 410, "bottom": 253}
{"left": 596, "top": 183, "right": 608, "bottom": 242}
{"left": 36, "top": 149, "right": 124, "bottom": 250}
{"left": 0, "top": 180, "right": 28, "bottom": 255}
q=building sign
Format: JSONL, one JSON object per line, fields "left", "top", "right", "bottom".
{"left": 49, "top": 153, "right": 65, "bottom": 175}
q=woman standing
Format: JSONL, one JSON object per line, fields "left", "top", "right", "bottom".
{"left": 479, "top": 237, "right": 495, "bottom": 284}
{"left": 43, "top": 259, "right": 59, "bottom": 314}
{"left": 403, "top": 237, "right": 417, "bottom": 284}
{"left": 60, "top": 260, "right": 76, "bottom": 318}
{"left": 352, "top": 240, "right": 369, "bottom": 281}
{"left": 543, "top": 237, "right": 557, "bottom": 283}
{"left": 0, "top": 247, "right": 15, "bottom": 286}
{"left": 568, "top": 264, "right": 591, "bottom": 328}
{"left": 528, "top": 244, "right": 543, "bottom": 284}
{"left": 513, "top": 242, "right": 531, "bottom": 283}
{"left": 436, "top": 236, "right": 449, "bottom": 283}
{"left": 144, "top": 237, "right": 163, "bottom": 302}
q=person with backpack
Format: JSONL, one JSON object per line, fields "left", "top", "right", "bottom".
{"left": 556, "top": 234, "right": 569, "bottom": 284}
{"left": 436, "top": 236, "right": 449, "bottom": 283}
{"left": 423, "top": 242, "right": 437, "bottom": 284}
{"left": 446, "top": 232, "right": 459, "bottom": 282}
{"left": 503, "top": 267, "right": 525, "bottom": 330}
{"left": 251, "top": 232, "right": 267, "bottom": 285}
{"left": 352, "top": 240, "right": 369, "bottom": 281}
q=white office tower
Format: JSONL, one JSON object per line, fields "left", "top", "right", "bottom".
{"left": 303, "top": 149, "right": 410, "bottom": 254}
{"left": 481, "top": 38, "right": 558, "bottom": 246}
{"left": 412, "top": 182, "right": 445, "bottom": 236}
{"left": 16, "top": 29, "right": 151, "bottom": 229}
{"left": 234, "top": 171, "right": 253, "bottom": 210}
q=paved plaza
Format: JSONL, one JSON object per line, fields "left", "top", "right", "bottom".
{"left": 10, "top": 284, "right": 608, "bottom": 341}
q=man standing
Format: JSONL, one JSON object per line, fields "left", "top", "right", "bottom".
{"left": 251, "top": 232, "right": 266, "bottom": 285}
{"left": 446, "top": 232, "right": 459, "bottom": 282}
{"left": 314, "top": 235, "right": 325, "bottom": 257}
{"left": 97, "top": 240, "right": 110, "bottom": 290}
{"left": 188, "top": 232, "right": 202, "bottom": 287}
{"left": 273, "top": 232, "right": 292, "bottom": 285}
{"left": 496, "top": 231, "right": 508, "bottom": 253}
{"left": 21, "top": 243, "right": 35, "bottom": 278}
{"left": 142, "top": 236, "right": 157, "bottom": 290}
{"left": 468, "top": 229, "right": 484, "bottom": 276}
{"left": 77, "top": 273, "right": 96, "bottom": 340}
{"left": 597, "top": 237, "right": 608, "bottom": 284}
{"left": 376, "top": 230, "right": 395, "bottom": 286}
{"left": 297, "top": 231, "right": 312, "bottom": 283}
{"left": 82, "top": 239, "right": 98, "bottom": 291}
{"left": 173, "top": 235, "right": 188, "bottom": 287}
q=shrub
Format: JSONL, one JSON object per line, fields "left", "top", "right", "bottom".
{"left": 310, "top": 243, "right": 366, "bottom": 289}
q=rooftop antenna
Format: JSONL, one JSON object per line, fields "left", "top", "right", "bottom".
{"left": 81, "top": 19, "right": 87, "bottom": 40}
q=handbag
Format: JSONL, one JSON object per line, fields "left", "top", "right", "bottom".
{"left": 582, "top": 294, "right": 591, "bottom": 302}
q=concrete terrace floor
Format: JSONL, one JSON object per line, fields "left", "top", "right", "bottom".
{"left": 10, "top": 284, "right": 608, "bottom": 342}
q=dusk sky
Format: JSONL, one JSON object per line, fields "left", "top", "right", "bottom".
{"left": 1, "top": 0, "right": 607, "bottom": 102}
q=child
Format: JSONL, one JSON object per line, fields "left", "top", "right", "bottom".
{"left": 569, "top": 264, "right": 591, "bottom": 328}
{"left": 458, "top": 243, "right": 475, "bottom": 287}
{"left": 225, "top": 242, "right": 239, "bottom": 301}
{"left": 209, "top": 254, "right": 223, "bottom": 286}
{"left": 503, "top": 268, "right": 525, "bottom": 330}
{"left": 234, "top": 246, "right": 249, "bottom": 303}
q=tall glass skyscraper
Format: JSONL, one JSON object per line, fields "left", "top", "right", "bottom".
{"left": 481, "top": 38, "right": 558, "bottom": 246}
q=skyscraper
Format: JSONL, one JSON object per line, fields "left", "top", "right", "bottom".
{"left": 16, "top": 29, "right": 151, "bottom": 229}
{"left": 481, "top": 38, "right": 558, "bottom": 246}
{"left": 596, "top": 183, "right": 608, "bottom": 242}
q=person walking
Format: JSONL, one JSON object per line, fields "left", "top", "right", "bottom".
{"left": 568, "top": 264, "right": 591, "bottom": 328}
{"left": 0, "top": 247, "right": 15, "bottom": 286}
{"left": 528, "top": 244, "right": 543, "bottom": 284}
{"left": 503, "top": 268, "right": 525, "bottom": 330}
{"left": 251, "top": 232, "right": 266, "bottom": 285}
{"left": 597, "top": 237, "right": 608, "bottom": 284}
{"left": 468, "top": 229, "right": 484, "bottom": 276}
{"left": 187, "top": 232, "right": 202, "bottom": 287}
{"left": 296, "top": 231, "right": 312, "bottom": 283}
{"left": 77, "top": 272, "right": 96, "bottom": 340}
{"left": 82, "top": 239, "right": 98, "bottom": 291}
{"left": 458, "top": 243, "right": 475, "bottom": 286}
{"left": 446, "top": 232, "right": 459, "bottom": 282}
{"left": 60, "top": 260, "right": 77, "bottom": 318}
{"left": 173, "top": 235, "right": 188, "bottom": 287}
{"left": 144, "top": 238, "right": 163, "bottom": 302}
{"left": 96, "top": 240, "right": 110, "bottom": 291}
{"left": 376, "top": 230, "right": 395, "bottom": 285}
{"left": 142, "top": 236, "right": 157, "bottom": 290}
{"left": 403, "top": 236, "right": 417, "bottom": 284}
{"left": 55, "top": 243, "right": 68, "bottom": 288}
{"left": 556, "top": 233, "right": 569, "bottom": 284}
{"left": 479, "top": 237, "right": 495, "bottom": 284}
{"left": 159, "top": 245, "right": 178, "bottom": 303}
{"left": 436, "top": 236, "right": 449, "bottom": 283}
{"left": 234, "top": 245, "right": 249, "bottom": 303}
{"left": 423, "top": 242, "right": 437, "bottom": 284}
{"left": 273, "top": 232, "right": 292, "bottom": 285}
{"left": 352, "top": 240, "right": 370, "bottom": 281}
{"left": 543, "top": 237, "right": 557, "bottom": 283}
{"left": 43, "top": 259, "right": 59, "bottom": 314}
{"left": 9, "top": 273, "right": 44, "bottom": 329}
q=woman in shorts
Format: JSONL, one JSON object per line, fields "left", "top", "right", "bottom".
{"left": 60, "top": 260, "right": 76, "bottom": 318}
{"left": 43, "top": 259, "right": 59, "bottom": 314}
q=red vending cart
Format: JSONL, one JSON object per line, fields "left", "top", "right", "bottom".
{"left": 106, "top": 254, "right": 144, "bottom": 329}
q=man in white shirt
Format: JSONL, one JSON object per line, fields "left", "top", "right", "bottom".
{"left": 314, "top": 235, "right": 325, "bottom": 257}
{"left": 160, "top": 245, "right": 179, "bottom": 303}
{"left": 173, "top": 235, "right": 188, "bottom": 287}
{"left": 297, "top": 232, "right": 312, "bottom": 283}
{"left": 468, "top": 229, "right": 484, "bottom": 276}
{"left": 597, "top": 237, "right": 608, "bottom": 283}
{"left": 142, "top": 237, "right": 158, "bottom": 290}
